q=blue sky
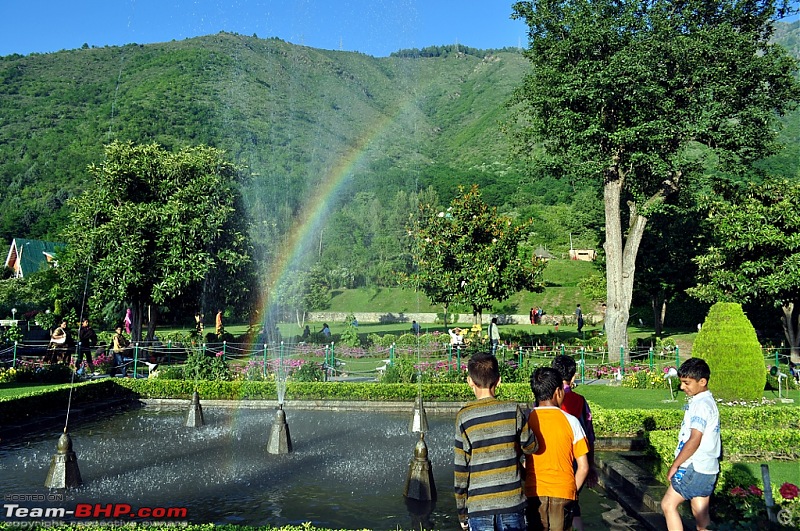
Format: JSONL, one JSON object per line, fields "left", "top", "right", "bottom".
{"left": 0, "top": 1, "right": 529, "bottom": 58}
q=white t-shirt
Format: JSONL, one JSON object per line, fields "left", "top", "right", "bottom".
{"left": 675, "top": 390, "right": 721, "bottom": 474}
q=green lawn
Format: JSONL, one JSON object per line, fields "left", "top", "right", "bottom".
{"left": 0, "top": 382, "right": 67, "bottom": 399}
{"left": 324, "top": 259, "right": 602, "bottom": 316}
{"left": 574, "top": 384, "right": 800, "bottom": 410}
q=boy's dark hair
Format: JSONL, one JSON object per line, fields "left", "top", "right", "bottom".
{"left": 551, "top": 355, "right": 577, "bottom": 382}
{"left": 678, "top": 357, "right": 711, "bottom": 381}
{"left": 530, "top": 367, "right": 562, "bottom": 402}
{"left": 468, "top": 352, "right": 500, "bottom": 388}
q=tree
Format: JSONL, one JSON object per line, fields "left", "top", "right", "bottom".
{"left": 634, "top": 200, "right": 706, "bottom": 336}
{"left": 689, "top": 178, "right": 800, "bottom": 363}
{"left": 409, "top": 185, "right": 545, "bottom": 325}
{"left": 510, "top": 0, "right": 800, "bottom": 360}
{"left": 272, "top": 267, "right": 330, "bottom": 329}
{"left": 58, "top": 141, "right": 254, "bottom": 342}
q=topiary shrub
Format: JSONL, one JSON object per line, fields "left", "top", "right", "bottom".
{"left": 692, "top": 302, "right": 764, "bottom": 401}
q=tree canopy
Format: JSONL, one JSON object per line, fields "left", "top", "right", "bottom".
{"left": 58, "top": 141, "right": 254, "bottom": 340}
{"left": 690, "top": 178, "right": 800, "bottom": 362}
{"left": 510, "top": 0, "right": 800, "bottom": 359}
{"left": 409, "top": 185, "right": 545, "bottom": 324}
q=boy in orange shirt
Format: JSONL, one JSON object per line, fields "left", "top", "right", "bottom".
{"left": 526, "top": 367, "right": 590, "bottom": 531}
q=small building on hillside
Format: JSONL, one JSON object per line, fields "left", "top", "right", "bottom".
{"left": 4, "top": 238, "right": 63, "bottom": 278}
{"left": 534, "top": 245, "right": 555, "bottom": 261}
{"left": 569, "top": 249, "right": 597, "bottom": 261}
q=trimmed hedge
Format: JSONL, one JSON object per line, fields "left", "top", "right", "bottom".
{"left": 591, "top": 407, "right": 684, "bottom": 436}
{"left": 646, "top": 429, "right": 800, "bottom": 488}
{"left": 591, "top": 404, "right": 800, "bottom": 436}
{"left": 114, "top": 378, "right": 534, "bottom": 403}
{"left": 5, "top": 379, "right": 796, "bottom": 434}
{"left": 693, "top": 302, "right": 766, "bottom": 401}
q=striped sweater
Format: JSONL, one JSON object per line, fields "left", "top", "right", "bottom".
{"left": 454, "top": 397, "right": 538, "bottom": 522}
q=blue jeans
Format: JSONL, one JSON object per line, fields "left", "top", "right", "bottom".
{"left": 113, "top": 352, "right": 132, "bottom": 377}
{"left": 468, "top": 511, "right": 526, "bottom": 531}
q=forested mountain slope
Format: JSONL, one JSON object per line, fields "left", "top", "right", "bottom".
{"left": 0, "top": 34, "right": 526, "bottom": 241}
{"left": 1, "top": 24, "right": 798, "bottom": 287}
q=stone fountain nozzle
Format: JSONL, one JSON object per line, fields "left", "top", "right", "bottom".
{"left": 404, "top": 393, "right": 436, "bottom": 501}
{"left": 186, "top": 390, "right": 205, "bottom": 427}
{"left": 44, "top": 429, "right": 83, "bottom": 489}
{"left": 267, "top": 403, "right": 292, "bottom": 454}
{"left": 409, "top": 392, "right": 429, "bottom": 434}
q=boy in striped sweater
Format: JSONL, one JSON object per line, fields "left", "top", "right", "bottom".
{"left": 455, "top": 352, "right": 539, "bottom": 531}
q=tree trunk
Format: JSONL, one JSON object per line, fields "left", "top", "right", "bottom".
{"left": 131, "top": 301, "right": 144, "bottom": 343}
{"left": 780, "top": 300, "right": 800, "bottom": 364}
{"left": 146, "top": 304, "right": 158, "bottom": 342}
{"left": 295, "top": 309, "right": 306, "bottom": 329}
{"left": 652, "top": 294, "right": 665, "bottom": 337}
{"left": 604, "top": 176, "right": 649, "bottom": 363}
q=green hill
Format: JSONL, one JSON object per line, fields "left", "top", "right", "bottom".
{"left": 0, "top": 35, "right": 530, "bottom": 243}
{"left": 1, "top": 25, "right": 799, "bottom": 298}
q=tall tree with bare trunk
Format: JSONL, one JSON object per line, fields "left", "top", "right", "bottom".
{"left": 509, "top": 0, "right": 800, "bottom": 360}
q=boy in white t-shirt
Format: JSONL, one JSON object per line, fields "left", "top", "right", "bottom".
{"left": 660, "top": 358, "right": 721, "bottom": 531}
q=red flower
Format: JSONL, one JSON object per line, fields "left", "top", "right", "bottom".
{"left": 780, "top": 483, "right": 799, "bottom": 500}
{"left": 729, "top": 486, "right": 747, "bottom": 498}
{"left": 748, "top": 485, "right": 763, "bottom": 497}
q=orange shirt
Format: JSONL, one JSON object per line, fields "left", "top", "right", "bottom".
{"left": 525, "top": 406, "right": 589, "bottom": 500}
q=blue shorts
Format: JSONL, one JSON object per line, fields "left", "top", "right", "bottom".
{"left": 671, "top": 463, "right": 717, "bottom": 500}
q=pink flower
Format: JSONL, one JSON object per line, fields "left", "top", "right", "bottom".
{"left": 729, "top": 486, "right": 747, "bottom": 497}
{"left": 748, "top": 485, "right": 763, "bottom": 497}
{"left": 780, "top": 483, "right": 799, "bottom": 500}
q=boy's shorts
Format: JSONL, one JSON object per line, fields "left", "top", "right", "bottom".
{"left": 671, "top": 463, "right": 717, "bottom": 500}
{"left": 526, "top": 496, "right": 576, "bottom": 531}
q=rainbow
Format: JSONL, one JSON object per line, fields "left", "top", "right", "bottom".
{"left": 256, "top": 98, "right": 416, "bottom": 331}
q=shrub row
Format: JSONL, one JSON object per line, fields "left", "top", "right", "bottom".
{"left": 646, "top": 429, "right": 800, "bottom": 487}
{"left": 591, "top": 405, "right": 800, "bottom": 436}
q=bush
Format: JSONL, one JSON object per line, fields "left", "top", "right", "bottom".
{"left": 338, "top": 325, "right": 360, "bottom": 347}
{"left": 13, "top": 363, "right": 74, "bottom": 383}
{"left": 692, "top": 302, "right": 765, "bottom": 401}
{"left": 182, "top": 350, "right": 232, "bottom": 381}
{"left": 379, "top": 357, "right": 420, "bottom": 383}
{"left": 621, "top": 368, "right": 671, "bottom": 389}
{"left": 292, "top": 361, "right": 324, "bottom": 382}
{"left": 0, "top": 324, "right": 24, "bottom": 346}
